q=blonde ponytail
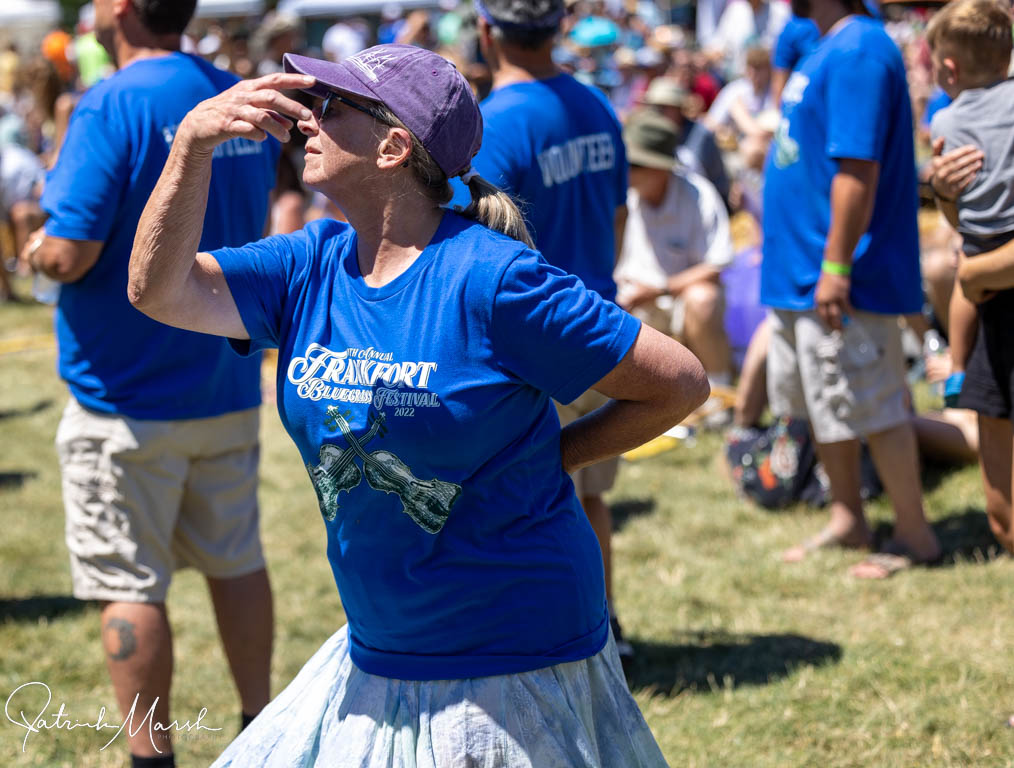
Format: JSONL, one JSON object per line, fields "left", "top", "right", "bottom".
{"left": 371, "top": 104, "right": 534, "bottom": 248}
{"left": 463, "top": 174, "right": 534, "bottom": 249}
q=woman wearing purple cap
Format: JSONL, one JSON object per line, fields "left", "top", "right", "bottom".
{"left": 129, "top": 44, "right": 703, "bottom": 766}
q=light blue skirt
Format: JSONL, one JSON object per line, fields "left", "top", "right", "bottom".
{"left": 211, "top": 625, "right": 669, "bottom": 767}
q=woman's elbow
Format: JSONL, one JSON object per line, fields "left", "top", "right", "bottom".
{"left": 126, "top": 265, "right": 162, "bottom": 317}
{"left": 682, "top": 356, "right": 711, "bottom": 412}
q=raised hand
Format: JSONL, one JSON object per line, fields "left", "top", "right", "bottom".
{"left": 176, "top": 72, "right": 317, "bottom": 154}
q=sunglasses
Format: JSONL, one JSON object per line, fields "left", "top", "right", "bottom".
{"left": 318, "top": 91, "right": 390, "bottom": 124}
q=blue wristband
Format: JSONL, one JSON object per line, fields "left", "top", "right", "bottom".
{"left": 944, "top": 371, "right": 965, "bottom": 408}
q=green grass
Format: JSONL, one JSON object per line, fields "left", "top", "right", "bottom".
{"left": 1, "top": 292, "right": 1012, "bottom": 767}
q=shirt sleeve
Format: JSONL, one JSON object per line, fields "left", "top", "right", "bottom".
{"left": 825, "top": 51, "right": 893, "bottom": 163}
{"left": 41, "top": 105, "right": 128, "bottom": 242}
{"left": 208, "top": 227, "right": 315, "bottom": 354}
{"left": 492, "top": 249, "right": 641, "bottom": 403}
{"left": 772, "top": 21, "right": 797, "bottom": 70}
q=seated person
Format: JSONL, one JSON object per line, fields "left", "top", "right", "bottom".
{"left": 616, "top": 109, "right": 733, "bottom": 394}
{"left": 0, "top": 141, "right": 45, "bottom": 300}
{"left": 726, "top": 316, "right": 978, "bottom": 509}
{"left": 640, "top": 77, "right": 731, "bottom": 208}
{"left": 704, "top": 46, "right": 776, "bottom": 145}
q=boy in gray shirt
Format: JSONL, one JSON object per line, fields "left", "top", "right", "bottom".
{"left": 927, "top": 0, "right": 1014, "bottom": 558}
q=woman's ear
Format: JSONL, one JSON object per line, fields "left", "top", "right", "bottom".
{"left": 376, "top": 127, "right": 413, "bottom": 170}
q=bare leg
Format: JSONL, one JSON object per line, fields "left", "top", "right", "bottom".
{"left": 10, "top": 200, "right": 45, "bottom": 265}
{"left": 207, "top": 568, "right": 273, "bottom": 717}
{"left": 913, "top": 410, "right": 979, "bottom": 465}
{"left": 100, "top": 601, "right": 174, "bottom": 758}
{"left": 947, "top": 285, "right": 978, "bottom": 374}
{"left": 977, "top": 414, "right": 1013, "bottom": 553}
{"left": 581, "top": 494, "right": 612, "bottom": 603}
{"left": 734, "top": 317, "right": 770, "bottom": 427}
{"left": 850, "top": 421, "right": 941, "bottom": 578}
{"left": 921, "top": 220, "right": 959, "bottom": 333}
{"left": 783, "top": 437, "right": 872, "bottom": 562}
{"left": 681, "top": 280, "right": 732, "bottom": 379}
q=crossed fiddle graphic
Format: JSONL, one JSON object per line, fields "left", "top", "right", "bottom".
{"left": 307, "top": 406, "right": 461, "bottom": 534}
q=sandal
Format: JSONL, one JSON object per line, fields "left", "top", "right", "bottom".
{"left": 782, "top": 526, "right": 872, "bottom": 563}
{"left": 849, "top": 539, "right": 942, "bottom": 580}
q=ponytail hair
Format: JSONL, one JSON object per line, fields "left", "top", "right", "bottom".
{"left": 461, "top": 172, "right": 535, "bottom": 249}
{"left": 372, "top": 104, "right": 534, "bottom": 248}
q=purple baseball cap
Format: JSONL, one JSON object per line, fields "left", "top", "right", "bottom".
{"left": 283, "top": 45, "right": 483, "bottom": 179}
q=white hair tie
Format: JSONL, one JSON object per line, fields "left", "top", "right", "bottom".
{"left": 460, "top": 168, "right": 479, "bottom": 184}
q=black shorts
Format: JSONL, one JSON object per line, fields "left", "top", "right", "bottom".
{"left": 959, "top": 289, "right": 1014, "bottom": 419}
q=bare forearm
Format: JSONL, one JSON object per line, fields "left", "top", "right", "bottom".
{"left": 666, "top": 264, "right": 720, "bottom": 296}
{"left": 560, "top": 326, "right": 710, "bottom": 472}
{"left": 561, "top": 397, "right": 696, "bottom": 472}
{"left": 825, "top": 161, "right": 879, "bottom": 266}
{"left": 947, "top": 286, "right": 978, "bottom": 372}
{"left": 963, "top": 239, "right": 1014, "bottom": 291}
{"left": 128, "top": 136, "right": 213, "bottom": 314}
{"left": 937, "top": 198, "right": 960, "bottom": 230}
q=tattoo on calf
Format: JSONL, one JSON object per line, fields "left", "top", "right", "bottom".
{"left": 105, "top": 618, "right": 138, "bottom": 661}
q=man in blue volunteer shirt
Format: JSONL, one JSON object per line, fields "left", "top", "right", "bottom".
{"left": 470, "top": 0, "right": 635, "bottom": 661}
{"left": 761, "top": 0, "right": 941, "bottom": 577}
{"left": 23, "top": 1, "right": 279, "bottom": 764}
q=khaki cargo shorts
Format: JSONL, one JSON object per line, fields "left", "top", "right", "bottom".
{"left": 767, "top": 309, "right": 909, "bottom": 445}
{"left": 555, "top": 389, "right": 620, "bottom": 497}
{"left": 56, "top": 399, "right": 265, "bottom": 603}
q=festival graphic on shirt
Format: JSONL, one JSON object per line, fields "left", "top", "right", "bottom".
{"left": 773, "top": 72, "right": 807, "bottom": 169}
{"left": 307, "top": 406, "right": 462, "bottom": 533}
{"left": 287, "top": 343, "right": 442, "bottom": 415}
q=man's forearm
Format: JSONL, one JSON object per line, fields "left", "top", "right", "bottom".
{"left": 824, "top": 160, "right": 879, "bottom": 266}
{"left": 128, "top": 135, "right": 214, "bottom": 314}
{"left": 666, "top": 263, "right": 721, "bottom": 296}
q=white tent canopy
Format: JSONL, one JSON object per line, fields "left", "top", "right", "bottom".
{"left": 0, "top": 0, "right": 60, "bottom": 24}
{"left": 278, "top": 0, "right": 438, "bottom": 17}
{"left": 195, "top": 0, "right": 267, "bottom": 18}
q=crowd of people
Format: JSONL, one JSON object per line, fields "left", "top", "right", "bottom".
{"left": 4, "top": 0, "right": 1014, "bottom": 763}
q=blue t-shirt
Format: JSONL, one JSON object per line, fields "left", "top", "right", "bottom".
{"left": 41, "top": 52, "right": 279, "bottom": 419}
{"left": 921, "top": 87, "right": 952, "bottom": 128}
{"left": 211, "top": 212, "right": 641, "bottom": 680}
{"left": 761, "top": 17, "right": 921, "bottom": 314}
{"left": 772, "top": 15, "right": 820, "bottom": 72}
{"left": 471, "top": 74, "right": 628, "bottom": 302}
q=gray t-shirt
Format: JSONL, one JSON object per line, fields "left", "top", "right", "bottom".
{"left": 931, "top": 78, "right": 1014, "bottom": 256}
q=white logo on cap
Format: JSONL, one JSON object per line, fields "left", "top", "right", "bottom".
{"left": 347, "top": 51, "right": 398, "bottom": 82}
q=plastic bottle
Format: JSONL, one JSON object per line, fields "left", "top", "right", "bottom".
{"left": 923, "top": 329, "right": 946, "bottom": 399}
{"left": 32, "top": 273, "right": 60, "bottom": 305}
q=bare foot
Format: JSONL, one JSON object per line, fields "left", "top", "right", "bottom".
{"left": 782, "top": 524, "right": 873, "bottom": 563}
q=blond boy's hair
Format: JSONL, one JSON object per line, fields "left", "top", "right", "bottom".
{"left": 926, "top": 0, "right": 1013, "bottom": 80}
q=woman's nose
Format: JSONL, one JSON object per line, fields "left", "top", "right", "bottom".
{"left": 297, "top": 114, "right": 318, "bottom": 137}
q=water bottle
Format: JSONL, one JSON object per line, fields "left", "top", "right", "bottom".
{"left": 26, "top": 234, "right": 60, "bottom": 305}
{"left": 32, "top": 272, "right": 60, "bottom": 305}
{"left": 923, "top": 329, "right": 946, "bottom": 399}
